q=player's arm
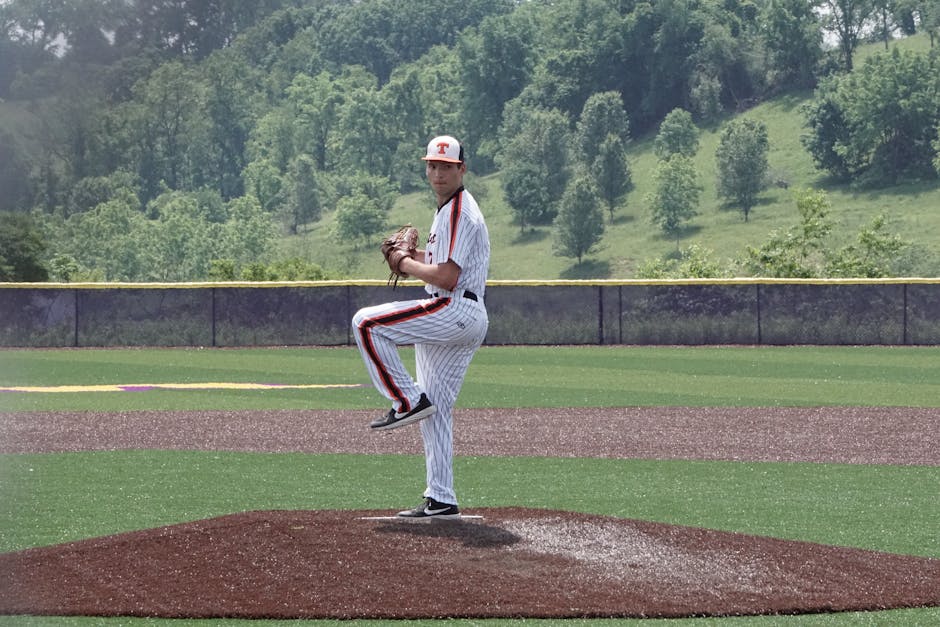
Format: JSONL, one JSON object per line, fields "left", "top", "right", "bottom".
{"left": 398, "top": 257, "right": 460, "bottom": 292}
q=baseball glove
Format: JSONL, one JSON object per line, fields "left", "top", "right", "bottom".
{"left": 381, "top": 224, "right": 419, "bottom": 288}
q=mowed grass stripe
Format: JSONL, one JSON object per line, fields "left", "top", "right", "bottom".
{"left": 1, "top": 452, "right": 938, "bottom": 559}
{"left": 2, "top": 346, "right": 939, "bottom": 410}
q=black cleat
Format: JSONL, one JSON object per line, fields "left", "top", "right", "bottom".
{"left": 397, "top": 497, "right": 461, "bottom": 519}
{"left": 370, "top": 393, "right": 436, "bottom": 431}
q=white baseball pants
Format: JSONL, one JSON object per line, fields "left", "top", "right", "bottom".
{"left": 352, "top": 294, "right": 487, "bottom": 505}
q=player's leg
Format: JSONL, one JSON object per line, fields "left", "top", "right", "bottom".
{"left": 352, "top": 299, "right": 440, "bottom": 414}
{"left": 415, "top": 338, "right": 482, "bottom": 506}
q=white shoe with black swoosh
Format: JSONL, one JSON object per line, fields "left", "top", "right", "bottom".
{"left": 370, "top": 393, "right": 436, "bottom": 431}
{"left": 397, "top": 497, "right": 461, "bottom": 519}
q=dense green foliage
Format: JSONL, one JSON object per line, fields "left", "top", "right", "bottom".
{"left": 0, "top": 212, "right": 48, "bottom": 281}
{"left": 1, "top": 0, "right": 939, "bottom": 281}
{"left": 802, "top": 47, "right": 940, "bottom": 185}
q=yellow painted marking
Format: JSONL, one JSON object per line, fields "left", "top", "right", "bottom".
{"left": 0, "top": 382, "right": 361, "bottom": 393}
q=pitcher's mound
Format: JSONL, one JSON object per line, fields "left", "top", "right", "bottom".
{"left": 2, "top": 507, "right": 939, "bottom": 620}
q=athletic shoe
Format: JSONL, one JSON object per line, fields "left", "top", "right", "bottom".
{"left": 397, "top": 497, "right": 461, "bottom": 519}
{"left": 369, "top": 393, "right": 436, "bottom": 431}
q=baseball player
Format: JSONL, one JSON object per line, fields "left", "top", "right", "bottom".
{"left": 352, "top": 135, "right": 490, "bottom": 519}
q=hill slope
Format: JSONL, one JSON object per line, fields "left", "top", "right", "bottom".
{"left": 285, "top": 88, "right": 940, "bottom": 281}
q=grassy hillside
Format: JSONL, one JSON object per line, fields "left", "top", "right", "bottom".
{"left": 288, "top": 35, "right": 940, "bottom": 281}
{"left": 290, "top": 96, "right": 940, "bottom": 279}
{"left": 4, "top": 33, "right": 938, "bottom": 281}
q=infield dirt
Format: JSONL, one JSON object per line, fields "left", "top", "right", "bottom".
{"left": 1, "top": 406, "right": 939, "bottom": 619}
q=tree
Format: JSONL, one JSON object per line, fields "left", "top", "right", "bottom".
{"left": 692, "top": 8, "right": 761, "bottom": 111}
{"left": 871, "top": 0, "right": 900, "bottom": 48}
{"left": 846, "top": 48, "right": 940, "bottom": 184}
{"left": 499, "top": 160, "right": 551, "bottom": 232}
{"left": 553, "top": 174, "right": 605, "bottom": 265}
{"left": 223, "top": 195, "right": 277, "bottom": 268}
{"left": 242, "top": 158, "right": 284, "bottom": 213}
{"left": 65, "top": 171, "right": 140, "bottom": 217}
{"left": 281, "top": 155, "right": 322, "bottom": 235}
{"left": 643, "top": 0, "right": 708, "bottom": 125}
{"left": 741, "top": 188, "right": 833, "bottom": 277}
{"left": 520, "top": 1, "right": 626, "bottom": 120}
{"left": 286, "top": 68, "right": 377, "bottom": 172}
{"left": 800, "top": 82, "right": 854, "bottom": 181}
{"left": 30, "top": 79, "right": 110, "bottom": 200}
{"left": 934, "top": 121, "right": 940, "bottom": 174}
{"left": 689, "top": 72, "right": 723, "bottom": 124}
{"left": 148, "top": 193, "right": 219, "bottom": 281}
{"left": 818, "top": 0, "right": 876, "bottom": 72}
{"left": 342, "top": 174, "right": 398, "bottom": 214}
{"left": 315, "top": 0, "right": 514, "bottom": 86}
{"left": 380, "top": 67, "right": 432, "bottom": 186}
{"left": 200, "top": 50, "right": 254, "bottom": 200}
{"left": 498, "top": 108, "right": 571, "bottom": 230}
{"left": 575, "top": 91, "right": 630, "bottom": 165}
{"left": 264, "top": 257, "right": 327, "bottom": 281}
{"left": 646, "top": 154, "right": 701, "bottom": 249}
{"left": 130, "top": 61, "right": 207, "bottom": 201}
{"left": 653, "top": 108, "right": 699, "bottom": 159}
{"left": 761, "top": 0, "right": 823, "bottom": 88}
{"left": 145, "top": 187, "right": 235, "bottom": 278}
{"left": 715, "top": 118, "right": 769, "bottom": 222}
{"left": 249, "top": 105, "right": 300, "bottom": 173}
{"left": 0, "top": 130, "right": 32, "bottom": 212}
{"left": 333, "top": 193, "right": 387, "bottom": 247}
{"left": 0, "top": 212, "right": 49, "bottom": 282}
{"left": 801, "top": 48, "right": 940, "bottom": 184}
{"left": 918, "top": 0, "right": 940, "bottom": 46}
{"left": 55, "top": 194, "right": 151, "bottom": 281}
{"left": 457, "top": 14, "right": 533, "bottom": 157}
{"left": 591, "top": 134, "right": 632, "bottom": 223}
{"left": 333, "top": 84, "right": 394, "bottom": 174}
{"left": 111, "top": 0, "right": 294, "bottom": 60}
{"left": 826, "top": 214, "right": 908, "bottom": 277}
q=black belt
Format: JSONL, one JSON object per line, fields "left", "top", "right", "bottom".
{"left": 434, "top": 290, "right": 480, "bottom": 302}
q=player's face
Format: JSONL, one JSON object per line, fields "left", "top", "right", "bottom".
{"left": 426, "top": 160, "right": 465, "bottom": 203}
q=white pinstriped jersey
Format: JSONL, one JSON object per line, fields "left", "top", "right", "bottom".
{"left": 352, "top": 183, "right": 489, "bottom": 507}
{"left": 424, "top": 187, "right": 489, "bottom": 298}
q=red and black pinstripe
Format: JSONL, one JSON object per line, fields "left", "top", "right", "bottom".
{"left": 447, "top": 188, "right": 463, "bottom": 258}
{"left": 355, "top": 298, "right": 451, "bottom": 412}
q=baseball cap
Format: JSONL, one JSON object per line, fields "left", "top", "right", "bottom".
{"left": 421, "top": 135, "right": 464, "bottom": 163}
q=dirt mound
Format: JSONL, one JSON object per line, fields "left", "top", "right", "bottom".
{"left": 2, "top": 508, "right": 938, "bottom": 620}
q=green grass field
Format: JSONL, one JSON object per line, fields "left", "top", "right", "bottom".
{"left": 1, "top": 345, "right": 939, "bottom": 626}
{"left": 3, "top": 345, "right": 940, "bottom": 411}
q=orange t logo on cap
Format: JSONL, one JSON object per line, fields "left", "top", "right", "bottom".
{"left": 436, "top": 142, "right": 450, "bottom": 155}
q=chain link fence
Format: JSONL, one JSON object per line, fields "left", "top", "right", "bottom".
{"left": 2, "top": 280, "right": 939, "bottom": 347}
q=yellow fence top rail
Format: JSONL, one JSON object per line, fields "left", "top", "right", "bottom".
{"left": 2, "top": 277, "right": 940, "bottom": 289}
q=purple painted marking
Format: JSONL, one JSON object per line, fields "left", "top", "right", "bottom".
{"left": 119, "top": 386, "right": 157, "bottom": 392}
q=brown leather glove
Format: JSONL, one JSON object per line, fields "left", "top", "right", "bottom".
{"left": 380, "top": 224, "right": 419, "bottom": 288}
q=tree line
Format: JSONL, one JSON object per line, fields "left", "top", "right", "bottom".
{"left": 1, "top": 0, "right": 939, "bottom": 282}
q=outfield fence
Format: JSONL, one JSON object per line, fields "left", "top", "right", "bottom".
{"left": 2, "top": 279, "right": 940, "bottom": 347}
